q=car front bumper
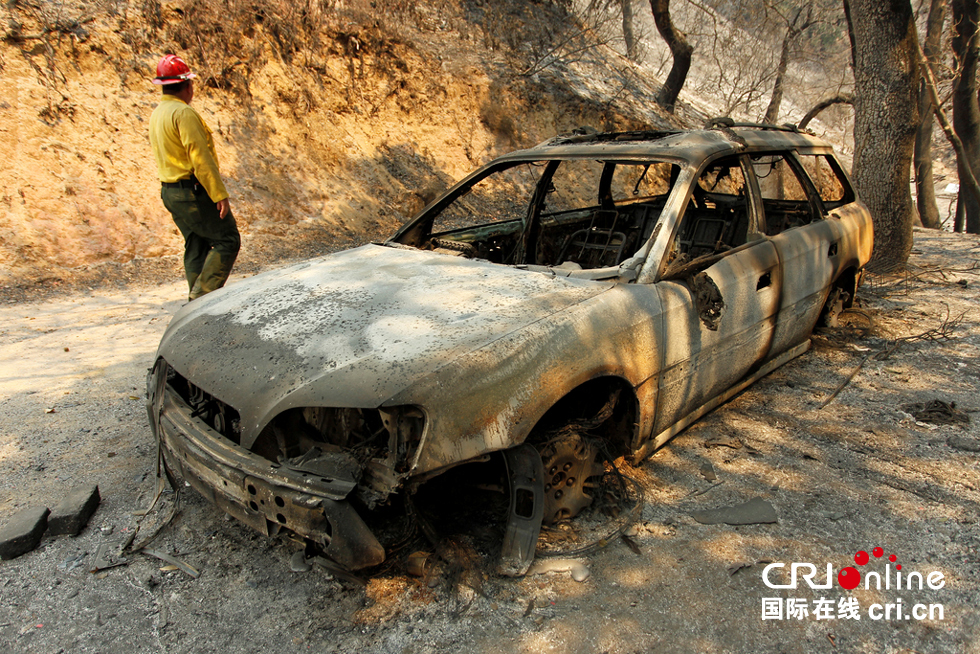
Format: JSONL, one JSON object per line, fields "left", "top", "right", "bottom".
{"left": 148, "top": 381, "right": 385, "bottom": 571}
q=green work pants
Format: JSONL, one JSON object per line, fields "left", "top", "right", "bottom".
{"left": 161, "top": 184, "right": 241, "bottom": 301}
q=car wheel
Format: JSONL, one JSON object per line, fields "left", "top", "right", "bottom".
{"left": 537, "top": 432, "right": 606, "bottom": 525}
{"left": 818, "top": 287, "right": 848, "bottom": 328}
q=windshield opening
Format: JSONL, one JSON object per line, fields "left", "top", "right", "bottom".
{"left": 392, "top": 158, "right": 681, "bottom": 272}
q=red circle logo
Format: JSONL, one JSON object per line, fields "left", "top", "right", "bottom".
{"left": 838, "top": 566, "right": 861, "bottom": 590}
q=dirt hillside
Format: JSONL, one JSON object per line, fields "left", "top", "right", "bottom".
{"left": 0, "top": 0, "right": 675, "bottom": 297}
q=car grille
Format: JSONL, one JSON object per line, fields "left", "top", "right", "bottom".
{"left": 164, "top": 363, "right": 243, "bottom": 445}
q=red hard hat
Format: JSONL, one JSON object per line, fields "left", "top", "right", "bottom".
{"left": 153, "top": 54, "right": 197, "bottom": 85}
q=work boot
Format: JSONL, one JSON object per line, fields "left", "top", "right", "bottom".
{"left": 189, "top": 251, "right": 234, "bottom": 300}
{"left": 185, "top": 271, "right": 200, "bottom": 302}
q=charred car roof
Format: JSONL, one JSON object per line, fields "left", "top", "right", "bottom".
{"left": 498, "top": 125, "right": 840, "bottom": 162}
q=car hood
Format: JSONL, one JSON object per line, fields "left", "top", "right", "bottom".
{"left": 157, "top": 244, "right": 611, "bottom": 444}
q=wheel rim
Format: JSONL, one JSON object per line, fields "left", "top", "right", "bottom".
{"left": 538, "top": 433, "right": 606, "bottom": 525}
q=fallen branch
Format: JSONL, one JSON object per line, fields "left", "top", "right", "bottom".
{"left": 680, "top": 480, "right": 725, "bottom": 500}
{"left": 820, "top": 306, "right": 964, "bottom": 408}
{"left": 819, "top": 351, "right": 873, "bottom": 409}
{"left": 142, "top": 547, "right": 201, "bottom": 579}
{"left": 906, "top": 261, "right": 980, "bottom": 281}
{"left": 882, "top": 303, "right": 965, "bottom": 350}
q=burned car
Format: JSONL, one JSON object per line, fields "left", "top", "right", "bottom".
{"left": 146, "top": 123, "right": 872, "bottom": 574}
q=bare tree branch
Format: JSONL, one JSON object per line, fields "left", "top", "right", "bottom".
{"left": 798, "top": 93, "right": 854, "bottom": 129}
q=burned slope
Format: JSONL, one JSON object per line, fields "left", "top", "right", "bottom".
{"left": 0, "top": 0, "right": 672, "bottom": 298}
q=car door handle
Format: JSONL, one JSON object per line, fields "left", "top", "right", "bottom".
{"left": 757, "top": 271, "right": 772, "bottom": 290}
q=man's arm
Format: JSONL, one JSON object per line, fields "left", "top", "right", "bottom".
{"left": 175, "top": 107, "right": 229, "bottom": 204}
{"left": 216, "top": 198, "right": 231, "bottom": 219}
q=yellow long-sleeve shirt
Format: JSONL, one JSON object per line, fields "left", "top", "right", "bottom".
{"left": 149, "top": 95, "right": 229, "bottom": 203}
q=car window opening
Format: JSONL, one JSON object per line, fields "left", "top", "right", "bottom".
{"left": 752, "top": 152, "right": 821, "bottom": 234}
{"left": 398, "top": 159, "right": 682, "bottom": 275}
{"left": 660, "top": 156, "right": 752, "bottom": 280}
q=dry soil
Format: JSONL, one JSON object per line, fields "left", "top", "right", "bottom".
{"left": 0, "top": 228, "right": 979, "bottom": 654}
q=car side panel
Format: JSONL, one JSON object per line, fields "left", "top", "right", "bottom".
{"left": 390, "top": 284, "right": 666, "bottom": 476}
{"left": 831, "top": 202, "right": 875, "bottom": 274}
{"left": 768, "top": 200, "right": 872, "bottom": 357}
{"left": 652, "top": 240, "right": 781, "bottom": 435}
{"left": 767, "top": 218, "right": 843, "bottom": 356}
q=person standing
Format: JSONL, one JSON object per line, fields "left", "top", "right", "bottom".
{"left": 149, "top": 54, "right": 240, "bottom": 301}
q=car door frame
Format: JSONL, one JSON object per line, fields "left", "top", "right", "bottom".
{"left": 744, "top": 148, "right": 848, "bottom": 358}
{"left": 641, "top": 152, "right": 784, "bottom": 441}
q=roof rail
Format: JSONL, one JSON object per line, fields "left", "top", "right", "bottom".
{"left": 704, "top": 117, "right": 803, "bottom": 133}
{"left": 544, "top": 128, "right": 681, "bottom": 146}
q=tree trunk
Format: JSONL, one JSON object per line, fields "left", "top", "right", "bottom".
{"left": 763, "top": 6, "right": 813, "bottom": 125}
{"left": 622, "top": 0, "right": 638, "bottom": 61}
{"left": 843, "top": 0, "right": 919, "bottom": 272}
{"left": 916, "top": 38, "right": 980, "bottom": 225}
{"left": 951, "top": 0, "right": 980, "bottom": 234}
{"left": 914, "top": 0, "right": 945, "bottom": 229}
{"left": 650, "top": 0, "right": 692, "bottom": 113}
{"left": 763, "top": 29, "right": 793, "bottom": 124}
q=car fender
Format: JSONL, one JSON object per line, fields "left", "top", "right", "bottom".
{"left": 388, "top": 283, "right": 666, "bottom": 475}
